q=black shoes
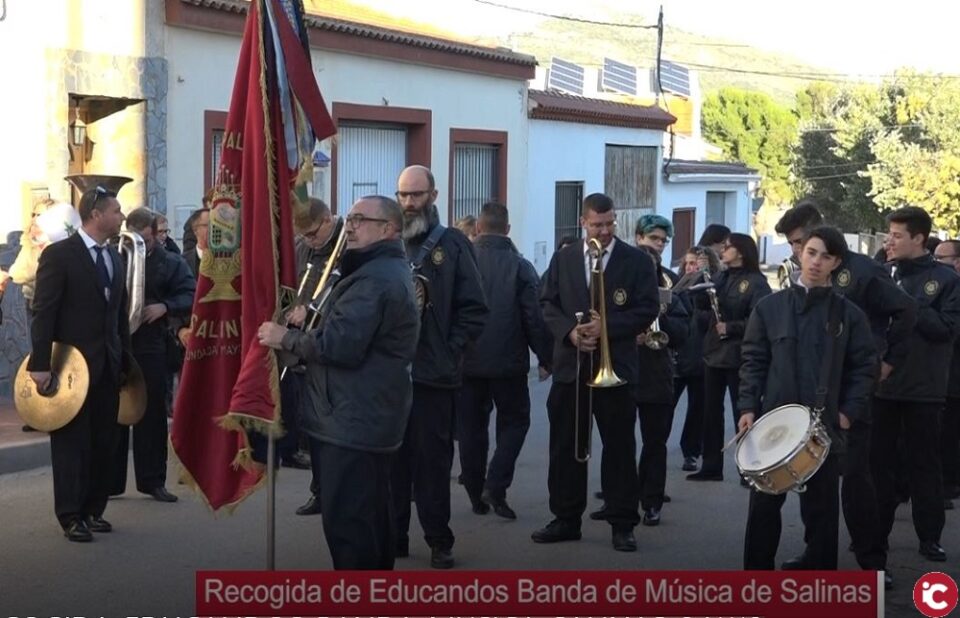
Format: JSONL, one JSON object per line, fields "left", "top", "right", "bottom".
{"left": 642, "top": 507, "right": 661, "bottom": 526}
{"left": 64, "top": 519, "right": 93, "bottom": 542}
{"left": 395, "top": 537, "right": 409, "bottom": 558}
{"left": 687, "top": 471, "right": 723, "bottom": 481}
{"left": 945, "top": 499, "right": 955, "bottom": 510}
{"left": 589, "top": 504, "right": 610, "bottom": 521}
{"left": 467, "top": 490, "right": 490, "bottom": 515}
{"left": 430, "top": 547, "right": 454, "bottom": 569}
{"left": 883, "top": 572, "right": 893, "bottom": 590}
{"left": 781, "top": 554, "right": 810, "bottom": 570}
{"left": 481, "top": 489, "right": 516, "bottom": 520}
{"left": 86, "top": 516, "right": 113, "bottom": 533}
{"left": 531, "top": 519, "right": 582, "bottom": 543}
{"left": 919, "top": 541, "right": 947, "bottom": 562}
{"left": 612, "top": 528, "right": 637, "bottom": 552}
{"left": 281, "top": 451, "right": 311, "bottom": 470}
{"left": 296, "top": 495, "right": 322, "bottom": 516}
{"left": 144, "top": 487, "right": 179, "bottom": 502}
{"left": 682, "top": 456, "right": 698, "bottom": 471}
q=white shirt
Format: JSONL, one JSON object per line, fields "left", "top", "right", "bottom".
{"left": 78, "top": 227, "right": 113, "bottom": 297}
{"left": 583, "top": 237, "right": 615, "bottom": 288}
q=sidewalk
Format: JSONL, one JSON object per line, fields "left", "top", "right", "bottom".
{"left": 0, "top": 398, "right": 50, "bottom": 474}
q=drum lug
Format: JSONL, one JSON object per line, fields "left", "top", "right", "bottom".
{"left": 793, "top": 483, "right": 808, "bottom": 494}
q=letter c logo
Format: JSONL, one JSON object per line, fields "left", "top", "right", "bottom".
{"left": 914, "top": 572, "right": 959, "bottom": 618}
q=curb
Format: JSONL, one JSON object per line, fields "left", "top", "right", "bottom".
{"left": 0, "top": 438, "right": 50, "bottom": 475}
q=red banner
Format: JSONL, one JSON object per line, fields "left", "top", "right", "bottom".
{"left": 171, "top": 0, "right": 335, "bottom": 512}
{"left": 196, "top": 570, "right": 884, "bottom": 617}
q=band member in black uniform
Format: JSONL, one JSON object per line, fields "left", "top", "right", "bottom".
{"left": 774, "top": 200, "right": 916, "bottom": 578}
{"left": 673, "top": 247, "right": 721, "bottom": 471}
{"left": 635, "top": 215, "right": 680, "bottom": 285}
{"left": 933, "top": 240, "right": 960, "bottom": 505}
{"left": 287, "top": 198, "right": 344, "bottom": 516}
{"left": 259, "top": 196, "right": 420, "bottom": 570}
{"left": 688, "top": 233, "right": 771, "bottom": 481}
{"left": 112, "top": 208, "right": 195, "bottom": 502}
{"left": 632, "top": 245, "right": 688, "bottom": 526}
{"left": 739, "top": 226, "right": 876, "bottom": 570}
{"left": 533, "top": 193, "right": 659, "bottom": 552}
{"left": 29, "top": 186, "right": 130, "bottom": 541}
{"left": 393, "top": 165, "right": 488, "bottom": 569}
{"left": 697, "top": 224, "right": 731, "bottom": 263}
{"left": 873, "top": 206, "right": 960, "bottom": 564}
{"left": 458, "top": 202, "right": 551, "bottom": 520}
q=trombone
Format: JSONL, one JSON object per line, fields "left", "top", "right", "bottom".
{"left": 574, "top": 238, "right": 626, "bottom": 463}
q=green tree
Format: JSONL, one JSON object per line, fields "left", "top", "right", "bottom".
{"left": 701, "top": 87, "right": 797, "bottom": 206}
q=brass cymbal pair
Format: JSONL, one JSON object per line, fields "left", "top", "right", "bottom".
{"left": 15, "top": 344, "right": 147, "bottom": 431}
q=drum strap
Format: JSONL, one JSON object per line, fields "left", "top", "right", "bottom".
{"left": 814, "top": 294, "right": 843, "bottom": 416}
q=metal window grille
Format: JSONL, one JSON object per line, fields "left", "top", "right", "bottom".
{"left": 452, "top": 143, "right": 498, "bottom": 223}
{"left": 554, "top": 181, "right": 584, "bottom": 249}
{"left": 211, "top": 129, "right": 224, "bottom": 184}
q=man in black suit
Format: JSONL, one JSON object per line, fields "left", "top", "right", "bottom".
{"left": 533, "top": 192, "right": 659, "bottom": 552}
{"left": 181, "top": 207, "right": 209, "bottom": 280}
{"left": 28, "top": 186, "right": 130, "bottom": 542}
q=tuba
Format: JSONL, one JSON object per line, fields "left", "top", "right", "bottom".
{"left": 574, "top": 238, "right": 626, "bottom": 462}
{"left": 117, "top": 230, "right": 146, "bottom": 334}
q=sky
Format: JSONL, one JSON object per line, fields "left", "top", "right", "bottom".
{"left": 379, "top": 0, "right": 960, "bottom": 77}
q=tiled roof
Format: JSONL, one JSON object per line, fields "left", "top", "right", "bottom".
{"left": 664, "top": 159, "right": 759, "bottom": 176}
{"left": 180, "top": 0, "right": 536, "bottom": 67}
{"left": 528, "top": 89, "right": 676, "bottom": 131}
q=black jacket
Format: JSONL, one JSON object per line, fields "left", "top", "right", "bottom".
{"left": 949, "top": 337, "right": 960, "bottom": 399}
{"left": 875, "top": 254, "right": 960, "bottom": 403}
{"left": 463, "top": 234, "right": 551, "bottom": 378}
{"left": 405, "top": 217, "right": 488, "bottom": 388}
{"left": 634, "top": 290, "right": 689, "bottom": 404}
{"left": 131, "top": 246, "right": 196, "bottom": 355}
{"left": 294, "top": 217, "right": 343, "bottom": 300}
{"left": 282, "top": 240, "right": 420, "bottom": 453}
{"left": 182, "top": 248, "right": 200, "bottom": 280}
{"left": 701, "top": 268, "right": 772, "bottom": 369}
{"left": 541, "top": 238, "right": 659, "bottom": 385}
{"left": 831, "top": 251, "right": 916, "bottom": 368}
{"left": 163, "top": 236, "right": 181, "bottom": 255}
{"left": 28, "top": 233, "right": 131, "bottom": 382}
{"left": 673, "top": 274, "right": 709, "bottom": 377}
{"left": 738, "top": 286, "right": 876, "bottom": 437}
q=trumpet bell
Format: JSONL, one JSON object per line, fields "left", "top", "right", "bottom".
{"left": 14, "top": 343, "right": 90, "bottom": 432}
{"left": 588, "top": 365, "right": 626, "bottom": 388}
{"left": 118, "top": 353, "right": 147, "bottom": 426}
{"left": 645, "top": 331, "right": 670, "bottom": 351}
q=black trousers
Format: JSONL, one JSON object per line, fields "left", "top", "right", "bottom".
{"left": 319, "top": 443, "right": 394, "bottom": 570}
{"left": 247, "top": 369, "right": 304, "bottom": 466}
{"left": 674, "top": 376, "right": 705, "bottom": 459}
{"left": 113, "top": 352, "right": 169, "bottom": 494}
{"left": 51, "top": 371, "right": 121, "bottom": 528}
{"left": 942, "top": 396, "right": 960, "bottom": 493}
{"left": 457, "top": 375, "right": 530, "bottom": 499}
{"left": 871, "top": 398, "right": 944, "bottom": 544}
{"left": 546, "top": 380, "right": 639, "bottom": 528}
{"left": 637, "top": 401, "right": 674, "bottom": 510}
{"left": 391, "top": 384, "right": 455, "bottom": 550}
{"left": 744, "top": 454, "right": 840, "bottom": 570}
{"left": 840, "top": 421, "right": 885, "bottom": 570}
{"left": 701, "top": 366, "right": 741, "bottom": 476}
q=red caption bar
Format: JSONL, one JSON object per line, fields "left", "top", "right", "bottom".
{"left": 196, "top": 570, "right": 883, "bottom": 617}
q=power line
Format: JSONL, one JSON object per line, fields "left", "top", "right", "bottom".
{"left": 472, "top": 0, "right": 658, "bottom": 29}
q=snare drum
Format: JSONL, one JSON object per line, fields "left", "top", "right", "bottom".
{"left": 735, "top": 404, "right": 831, "bottom": 495}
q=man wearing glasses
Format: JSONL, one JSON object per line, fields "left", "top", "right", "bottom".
{"left": 181, "top": 208, "right": 210, "bottom": 280}
{"left": 933, "top": 239, "right": 960, "bottom": 511}
{"left": 28, "top": 186, "right": 130, "bottom": 542}
{"left": 288, "top": 197, "right": 344, "bottom": 516}
{"left": 258, "top": 196, "right": 420, "bottom": 569}
{"left": 392, "top": 165, "right": 488, "bottom": 569}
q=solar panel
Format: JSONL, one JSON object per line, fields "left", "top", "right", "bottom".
{"left": 547, "top": 57, "right": 585, "bottom": 95}
{"left": 600, "top": 57, "right": 637, "bottom": 95}
{"left": 658, "top": 59, "right": 691, "bottom": 97}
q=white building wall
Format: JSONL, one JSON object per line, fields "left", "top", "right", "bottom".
{"left": 526, "top": 119, "right": 663, "bottom": 271}
{"left": 165, "top": 26, "right": 529, "bottom": 239}
{"left": 659, "top": 178, "right": 754, "bottom": 240}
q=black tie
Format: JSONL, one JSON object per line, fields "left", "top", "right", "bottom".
{"left": 93, "top": 245, "right": 111, "bottom": 297}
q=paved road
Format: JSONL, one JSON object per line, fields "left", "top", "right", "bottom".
{"left": 1, "top": 375, "right": 956, "bottom": 616}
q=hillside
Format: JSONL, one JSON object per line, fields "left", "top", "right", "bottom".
{"left": 486, "top": 21, "right": 834, "bottom": 106}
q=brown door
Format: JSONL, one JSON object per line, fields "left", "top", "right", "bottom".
{"left": 672, "top": 208, "right": 696, "bottom": 267}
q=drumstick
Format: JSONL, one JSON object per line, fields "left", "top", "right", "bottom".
{"left": 722, "top": 426, "right": 748, "bottom": 453}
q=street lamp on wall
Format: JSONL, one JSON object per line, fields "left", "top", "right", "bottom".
{"left": 69, "top": 111, "right": 86, "bottom": 147}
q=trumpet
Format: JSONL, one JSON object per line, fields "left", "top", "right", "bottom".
{"left": 574, "top": 238, "right": 626, "bottom": 463}
{"left": 644, "top": 288, "right": 671, "bottom": 351}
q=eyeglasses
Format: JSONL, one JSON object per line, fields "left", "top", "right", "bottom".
{"left": 395, "top": 190, "right": 430, "bottom": 200}
{"left": 345, "top": 214, "right": 390, "bottom": 228}
{"left": 646, "top": 234, "right": 669, "bottom": 244}
{"left": 92, "top": 185, "right": 117, "bottom": 205}
{"left": 302, "top": 224, "right": 325, "bottom": 239}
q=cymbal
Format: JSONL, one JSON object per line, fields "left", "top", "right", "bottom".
{"left": 118, "top": 353, "right": 147, "bottom": 426}
{"left": 14, "top": 344, "right": 89, "bottom": 432}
